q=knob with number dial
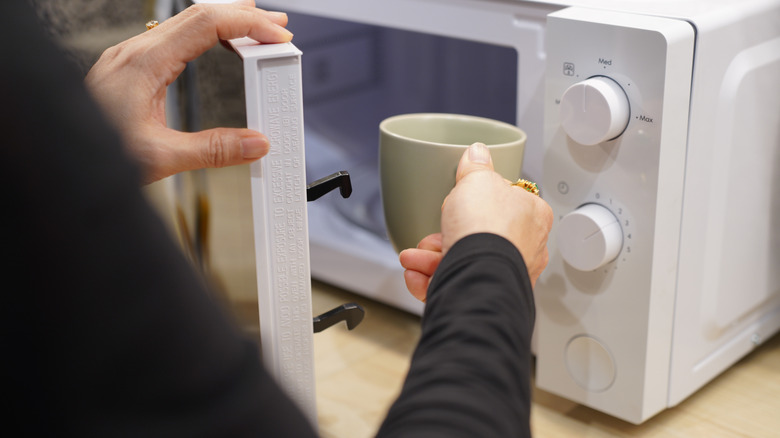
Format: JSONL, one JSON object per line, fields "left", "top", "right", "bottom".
{"left": 557, "top": 204, "right": 623, "bottom": 271}
{"left": 559, "top": 76, "right": 630, "bottom": 146}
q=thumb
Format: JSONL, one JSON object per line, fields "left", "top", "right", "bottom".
{"left": 455, "top": 142, "right": 494, "bottom": 183}
{"left": 135, "top": 127, "right": 271, "bottom": 183}
{"left": 186, "top": 127, "right": 270, "bottom": 168}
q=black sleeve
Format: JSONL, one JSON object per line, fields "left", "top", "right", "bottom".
{"left": 377, "top": 233, "right": 535, "bottom": 438}
{"left": 0, "top": 3, "right": 317, "bottom": 437}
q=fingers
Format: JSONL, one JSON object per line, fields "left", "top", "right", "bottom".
{"left": 149, "top": 3, "right": 293, "bottom": 67}
{"left": 85, "top": 2, "right": 289, "bottom": 184}
{"left": 416, "top": 233, "right": 443, "bottom": 252}
{"left": 455, "top": 142, "right": 495, "bottom": 183}
{"left": 140, "top": 127, "right": 270, "bottom": 183}
{"left": 399, "top": 234, "right": 444, "bottom": 303}
{"left": 403, "top": 270, "right": 430, "bottom": 302}
{"left": 442, "top": 143, "right": 495, "bottom": 211}
{"left": 400, "top": 249, "right": 440, "bottom": 303}
{"left": 187, "top": 127, "right": 271, "bottom": 167}
{"left": 399, "top": 248, "right": 442, "bottom": 278}
{"left": 400, "top": 234, "right": 443, "bottom": 273}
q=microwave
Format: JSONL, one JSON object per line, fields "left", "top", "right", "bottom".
{"left": 216, "top": 0, "right": 780, "bottom": 425}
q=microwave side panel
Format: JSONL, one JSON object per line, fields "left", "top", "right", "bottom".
{"left": 669, "top": 1, "right": 780, "bottom": 407}
{"left": 538, "top": 8, "right": 694, "bottom": 424}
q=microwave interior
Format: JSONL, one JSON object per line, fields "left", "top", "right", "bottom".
{"left": 290, "top": 12, "right": 518, "bottom": 240}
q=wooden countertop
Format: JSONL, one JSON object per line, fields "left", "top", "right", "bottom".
{"left": 229, "top": 278, "right": 779, "bottom": 437}
{"left": 290, "top": 281, "right": 780, "bottom": 438}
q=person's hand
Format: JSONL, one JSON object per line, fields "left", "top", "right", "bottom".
{"left": 85, "top": 0, "right": 293, "bottom": 184}
{"left": 399, "top": 232, "right": 444, "bottom": 302}
{"left": 400, "top": 142, "right": 553, "bottom": 301}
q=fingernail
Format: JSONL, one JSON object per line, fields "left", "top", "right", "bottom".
{"left": 241, "top": 136, "right": 269, "bottom": 159}
{"left": 468, "top": 142, "right": 490, "bottom": 164}
{"left": 267, "top": 11, "right": 288, "bottom": 18}
{"left": 274, "top": 23, "right": 294, "bottom": 38}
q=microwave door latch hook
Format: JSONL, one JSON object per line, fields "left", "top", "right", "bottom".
{"left": 306, "top": 170, "right": 352, "bottom": 202}
{"left": 313, "top": 302, "right": 365, "bottom": 333}
{"left": 305, "top": 169, "right": 362, "bottom": 333}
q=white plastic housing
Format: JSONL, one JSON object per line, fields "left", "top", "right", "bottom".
{"left": 538, "top": 8, "right": 695, "bottom": 423}
{"left": 231, "top": 39, "right": 317, "bottom": 426}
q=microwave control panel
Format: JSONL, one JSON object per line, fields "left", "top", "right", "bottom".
{"left": 537, "top": 7, "right": 694, "bottom": 424}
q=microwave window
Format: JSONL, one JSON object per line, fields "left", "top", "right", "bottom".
{"left": 285, "top": 11, "right": 518, "bottom": 236}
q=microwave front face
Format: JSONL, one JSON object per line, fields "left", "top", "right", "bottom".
{"left": 253, "top": 0, "right": 779, "bottom": 426}
{"left": 538, "top": 8, "right": 695, "bottom": 423}
{"left": 260, "top": 0, "right": 686, "bottom": 424}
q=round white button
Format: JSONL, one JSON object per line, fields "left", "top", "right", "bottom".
{"left": 565, "top": 335, "right": 616, "bottom": 392}
{"left": 559, "top": 76, "right": 630, "bottom": 146}
{"left": 557, "top": 204, "right": 623, "bottom": 271}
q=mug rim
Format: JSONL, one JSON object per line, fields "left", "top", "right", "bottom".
{"left": 379, "top": 113, "right": 526, "bottom": 148}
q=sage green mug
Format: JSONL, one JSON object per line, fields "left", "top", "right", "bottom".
{"left": 379, "top": 113, "right": 526, "bottom": 253}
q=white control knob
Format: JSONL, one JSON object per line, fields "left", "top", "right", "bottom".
{"left": 559, "top": 77, "right": 630, "bottom": 146}
{"left": 557, "top": 204, "right": 623, "bottom": 271}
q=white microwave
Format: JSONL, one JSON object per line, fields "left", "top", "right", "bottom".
{"left": 239, "top": 0, "right": 780, "bottom": 425}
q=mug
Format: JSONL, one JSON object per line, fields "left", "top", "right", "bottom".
{"left": 379, "top": 113, "right": 527, "bottom": 253}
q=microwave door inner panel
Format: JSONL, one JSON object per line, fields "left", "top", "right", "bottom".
{"left": 230, "top": 39, "right": 317, "bottom": 426}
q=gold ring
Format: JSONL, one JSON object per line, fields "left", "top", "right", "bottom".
{"left": 146, "top": 20, "right": 159, "bottom": 30}
{"left": 511, "top": 179, "right": 540, "bottom": 196}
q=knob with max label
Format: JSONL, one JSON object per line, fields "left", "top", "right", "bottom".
{"left": 557, "top": 204, "right": 623, "bottom": 271}
{"left": 559, "top": 76, "right": 630, "bottom": 145}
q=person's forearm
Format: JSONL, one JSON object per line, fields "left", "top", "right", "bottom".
{"left": 378, "top": 233, "right": 535, "bottom": 438}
